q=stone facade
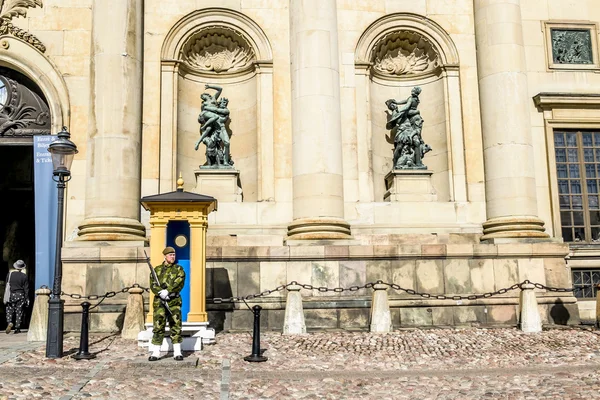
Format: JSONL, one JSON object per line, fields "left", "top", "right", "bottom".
{"left": 1, "top": 0, "right": 599, "bottom": 331}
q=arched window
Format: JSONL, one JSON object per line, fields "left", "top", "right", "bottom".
{"left": 0, "top": 67, "right": 51, "bottom": 137}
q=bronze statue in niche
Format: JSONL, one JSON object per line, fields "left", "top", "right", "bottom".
{"left": 195, "top": 84, "right": 234, "bottom": 168}
{"left": 385, "top": 86, "right": 431, "bottom": 170}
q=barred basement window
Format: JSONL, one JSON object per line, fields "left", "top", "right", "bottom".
{"left": 572, "top": 269, "right": 600, "bottom": 299}
{"left": 554, "top": 130, "right": 600, "bottom": 243}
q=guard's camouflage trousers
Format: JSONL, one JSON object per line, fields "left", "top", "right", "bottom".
{"left": 151, "top": 301, "right": 183, "bottom": 345}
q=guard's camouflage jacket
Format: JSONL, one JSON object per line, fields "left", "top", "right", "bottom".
{"left": 150, "top": 262, "right": 186, "bottom": 306}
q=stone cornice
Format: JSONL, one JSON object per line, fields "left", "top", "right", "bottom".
{"left": 533, "top": 92, "right": 600, "bottom": 109}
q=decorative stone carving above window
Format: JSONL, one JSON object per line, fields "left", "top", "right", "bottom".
{"left": 0, "top": 73, "right": 51, "bottom": 137}
{"left": 544, "top": 22, "right": 599, "bottom": 71}
{"left": 0, "top": 0, "right": 46, "bottom": 53}
{"left": 371, "top": 31, "right": 440, "bottom": 77}
{"left": 181, "top": 28, "right": 255, "bottom": 74}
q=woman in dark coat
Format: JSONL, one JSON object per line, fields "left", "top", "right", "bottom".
{"left": 4, "top": 260, "right": 29, "bottom": 334}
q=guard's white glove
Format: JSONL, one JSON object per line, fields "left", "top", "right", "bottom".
{"left": 158, "top": 289, "right": 169, "bottom": 300}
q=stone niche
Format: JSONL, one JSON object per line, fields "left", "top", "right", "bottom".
{"left": 354, "top": 14, "right": 468, "bottom": 208}
{"left": 158, "top": 9, "right": 274, "bottom": 205}
{"left": 177, "top": 28, "right": 258, "bottom": 201}
{"left": 370, "top": 32, "right": 449, "bottom": 202}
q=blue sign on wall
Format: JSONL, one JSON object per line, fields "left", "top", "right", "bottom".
{"left": 33, "top": 135, "right": 58, "bottom": 291}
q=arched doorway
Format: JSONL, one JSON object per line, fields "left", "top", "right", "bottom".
{"left": 0, "top": 66, "right": 52, "bottom": 330}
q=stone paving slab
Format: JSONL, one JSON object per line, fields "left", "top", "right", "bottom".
{"left": 1, "top": 327, "right": 600, "bottom": 399}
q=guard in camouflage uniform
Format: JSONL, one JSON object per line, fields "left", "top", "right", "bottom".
{"left": 148, "top": 246, "right": 186, "bottom": 361}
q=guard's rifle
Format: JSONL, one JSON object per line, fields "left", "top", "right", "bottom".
{"left": 143, "top": 250, "right": 173, "bottom": 318}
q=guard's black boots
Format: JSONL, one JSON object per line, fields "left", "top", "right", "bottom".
{"left": 174, "top": 355, "right": 183, "bottom": 361}
{"left": 148, "top": 356, "right": 159, "bottom": 361}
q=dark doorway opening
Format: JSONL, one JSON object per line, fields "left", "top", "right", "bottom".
{"left": 0, "top": 144, "right": 35, "bottom": 330}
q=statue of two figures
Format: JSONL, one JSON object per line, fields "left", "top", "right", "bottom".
{"left": 195, "top": 84, "right": 234, "bottom": 168}
{"left": 385, "top": 86, "right": 432, "bottom": 170}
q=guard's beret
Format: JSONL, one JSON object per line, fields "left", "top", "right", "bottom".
{"left": 163, "top": 246, "right": 176, "bottom": 255}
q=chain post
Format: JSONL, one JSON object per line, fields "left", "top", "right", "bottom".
{"left": 244, "top": 305, "right": 268, "bottom": 363}
{"left": 73, "top": 302, "right": 96, "bottom": 360}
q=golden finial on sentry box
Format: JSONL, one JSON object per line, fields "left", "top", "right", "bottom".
{"left": 176, "top": 172, "right": 184, "bottom": 191}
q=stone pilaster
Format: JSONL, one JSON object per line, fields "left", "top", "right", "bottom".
{"left": 287, "top": 0, "right": 351, "bottom": 240}
{"left": 474, "top": 0, "right": 548, "bottom": 241}
{"left": 78, "top": 0, "right": 146, "bottom": 241}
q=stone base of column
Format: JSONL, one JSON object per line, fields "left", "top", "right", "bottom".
{"left": 481, "top": 216, "right": 550, "bottom": 241}
{"left": 77, "top": 217, "right": 147, "bottom": 241}
{"left": 287, "top": 217, "right": 351, "bottom": 240}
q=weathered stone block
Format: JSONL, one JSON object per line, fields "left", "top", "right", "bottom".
{"left": 486, "top": 305, "right": 517, "bottom": 325}
{"left": 267, "top": 309, "right": 285, "bottom": 330}
{"left": 390, "top": 259, "right": 416, "bottom": 296}
{"left": 444, "top": 259, "right": 471, "bottom": 294}
{"left": 339, "top": 260, "right": 367, "bottom": 296}
{"left": 286, "top": 261, "right": 312, "bottom": 286}
{"left": 237, "top": 262, "right": 260, "bottom": 298}
{"left": 260, "top": 262, "right": 287, "bottom": 297}
{"left": 212, "top": 263, "right": 236, "bottom": 299}
{"left": 548, "top": 301, "right": 580, "bottom": 325}
{"left": 304, "top": 309, "right": 338, "bottom": 329}
{"left": 366, "top": 259, "right": 393, "bottom": 285}
{"left": 400, "top": 307, "right": 432, "bottom": 326}
{"left": 454, "top": 306, "right": 485, "bottom": 324}
{"left": 543, "top": 258, "right": 571, "bottom": 289}
{"left": 311, "top": 261, "right": 340, "bottom": 297}
{"left": 325, "top": 245, "right": 349, "bottom": 258}
{"left": 469, "top": 259, "right": 495, "bottom": 294}
{"left": 517, "top": 258, "right": 546, "bottom": 290}
{"left": 231, "top": 308, "right": 268, "bottom": 331}
{"left": 416, "top": 259, "right": 444, "bottom": 294}
{"left": 493, "top": 259, "right": 518, "bottom": 294}
{"left": 339, "top": 309, "right": 369, "bottom": 329}
{"left": 421, "top": 244, "right": 446, "bottom": 256}
{"left": 432, "top": 307, "right": 454, "bottom": 325}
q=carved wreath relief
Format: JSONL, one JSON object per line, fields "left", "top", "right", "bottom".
{"left": 0, "top": 0, "right": 46, "bottom": 52}
{"left": 182, "top": 28, "right": 255, "bottom": 73}
{"left": 551, "top": 29, "right": 593, "bottom": 64}
{"left": 373, "top": 31, "right": 439, "bottom": 76}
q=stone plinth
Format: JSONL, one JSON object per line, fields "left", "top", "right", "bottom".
{"left": 384, "top": 170, "right": 437, "bottom": 202}
{"left": 138, "top": 322, "right": 215, "bottom": 351}
{"left": 194, "top": 168, "right": 242, "bottom": 202}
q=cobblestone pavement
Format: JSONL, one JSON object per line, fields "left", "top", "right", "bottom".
{"left": 1, "top": 327, "right": 600, "bottom": 399}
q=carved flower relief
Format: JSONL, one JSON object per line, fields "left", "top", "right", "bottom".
{"left": 182, "top": 31, "right": 255, "bottom": 73}
{"left": 372, "top": 32, "right": 440, "bottom": 76}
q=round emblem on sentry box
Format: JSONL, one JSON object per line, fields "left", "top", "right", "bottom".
{"left": 174, "top": 234, "right": 187, "bottom": 248}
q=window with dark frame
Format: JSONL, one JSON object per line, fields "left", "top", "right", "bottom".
{"left": 554, "top": 130, "right": 600, "bottom": 243}
{"left": 572, "top": 269, "right": 600, "bottom": 299}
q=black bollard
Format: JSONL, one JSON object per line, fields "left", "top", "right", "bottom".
{"left": 244, "top": 305, "right": 268, "bottom": 362}
{"left": 73, "top": 302, "right": 96, "bottom": 360}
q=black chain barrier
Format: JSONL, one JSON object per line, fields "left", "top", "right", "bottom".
{"left": 54, "top": 280, "right": 593, "bottom": 309}
{"left": 209, "top": 279, "right": 590, "bottom": 304}
{"left": 61, "top": 283, "right": 149, "bottom": 310}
